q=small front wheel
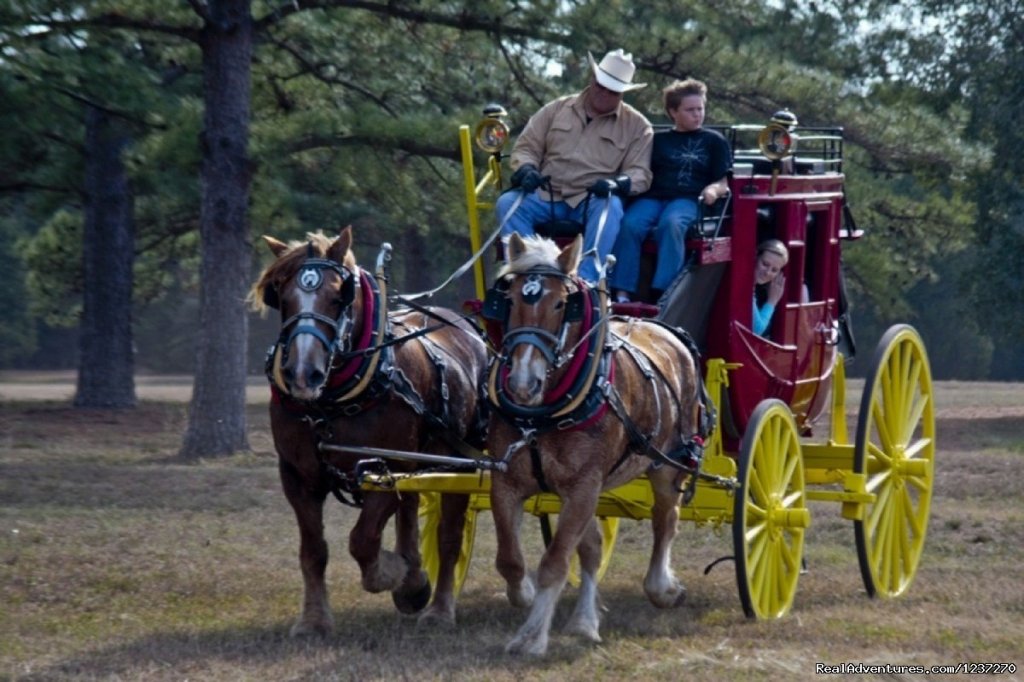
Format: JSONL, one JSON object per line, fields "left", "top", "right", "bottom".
{"left": 733, "top": 399, "right": 809, "bottom": 619}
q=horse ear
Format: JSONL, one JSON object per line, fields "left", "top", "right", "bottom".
{"left": 557, "top": 234, "right": 583, "bottom": 275}
{"left": 263, "top": 235, "right": 289, "bottom": 257}
{"left": 507, "top": 232, "right": 527, "bottom": 263}
{"left": 328, "top": 225, "right": 353, "bottom": 263}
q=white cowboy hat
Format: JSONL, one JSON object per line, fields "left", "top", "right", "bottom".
{"left": 588, "top": 49, "right": 646, "bottom": 92}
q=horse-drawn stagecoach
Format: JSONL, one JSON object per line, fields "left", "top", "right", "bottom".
{"left": 252, "top": 104, "right": 935, "bottom": 653}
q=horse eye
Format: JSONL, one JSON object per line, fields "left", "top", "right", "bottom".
{"left": 554, "top": 301, "right": 565, "bottom": 310}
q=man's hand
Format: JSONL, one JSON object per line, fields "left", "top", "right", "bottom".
{"left": 588, "top": 175, "right": 631, "bottom": 198}
{"left": 511, "top": 164, "right": 545, "bottom": 193}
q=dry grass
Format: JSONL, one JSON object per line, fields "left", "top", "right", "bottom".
{"left": 1, "top": 377, "right": 1022, "bottom": 681}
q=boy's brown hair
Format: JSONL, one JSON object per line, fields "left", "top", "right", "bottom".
{"left": 663, "top": 78, "right": 708, "bottom": 114}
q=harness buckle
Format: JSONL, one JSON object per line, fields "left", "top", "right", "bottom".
{"left": 675, "top": 436, "right": 705, "bottom": 472}
{"left": 264, "top": 343, "right": 278, "bottom": 376}
{"left": 556, "top": 417, "right": 577, "bottom": 430}
{"left": 343, "top": 403, "right": 363, "bottom": 416}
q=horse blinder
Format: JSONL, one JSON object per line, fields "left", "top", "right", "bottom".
{"left": 564, "top": 290, "right": 585, "bottom": 322}
{"left": 263, "top": 285, "right": 280, "bottom": 310}
{"left": 482, "top": 279, "right": 511, "bottom": 325}
{"left": 337, "top": 270, "right": 357, "bottom": 309}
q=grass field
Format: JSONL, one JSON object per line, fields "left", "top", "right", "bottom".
{"left": 1, "top": 374, "right": 1022, "bottom": 681}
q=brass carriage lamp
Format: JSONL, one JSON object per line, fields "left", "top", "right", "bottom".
{"left": 473, "top": 103, "right": 510, "bottom": 154}
{"left": 758, "top": 109, "right": 798, "bottom": 195}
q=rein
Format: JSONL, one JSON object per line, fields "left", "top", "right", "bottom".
{"left": 400, "top": 190, "right": 525, "bottom": 301}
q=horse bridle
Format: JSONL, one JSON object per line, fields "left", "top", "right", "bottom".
{"left": 269, "top": 256, "right": 359, "bottom": 370}
{"left": 483, "top": 266, "right": 586, "bottom": 369}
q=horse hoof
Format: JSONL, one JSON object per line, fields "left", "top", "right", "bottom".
{"left": 646, "top": 579, "right": 687, "bottom": 609}
{"left": 564, "top": 620, "right": 602, "bottom": 643}
{"left": 416, "top": 604, "right": 456, "bottom": 628}
{"left": 289, "top": 618, "right": 333, "bottom": 638}
{"left": 648, "top": 589, "right": 687, "bottom": 609}
{"left": 505, "top": 633, "right": 548, "bottom": 656}
{"left": 393, "top": 577, "right": 432, "bottom": 614}
{"left": 507, "top": 575, "right": 536, "bottom": 609}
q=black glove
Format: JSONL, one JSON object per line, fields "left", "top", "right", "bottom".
{"left": 588, "top": 174, "right": 631, "bottom": 198}
{"left": 510, "top": 164, "right": 545, "bottom": 193}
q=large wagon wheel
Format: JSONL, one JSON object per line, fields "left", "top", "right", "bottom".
{"left": 733, "top": 399, "right": 810, "bottom": 619}
{"left": 418, "top": 492, "right": 477, "bottom": 597}
{"left": 854, "top": 324, "right": 935, "bottom": 598}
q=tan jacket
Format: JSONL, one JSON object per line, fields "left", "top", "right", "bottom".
{"left": 510, "top": 89, "right": 653, "bottom": 208}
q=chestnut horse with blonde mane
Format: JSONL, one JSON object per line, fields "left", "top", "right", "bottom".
{"left": 486, "top": 233, "right": 709, "bottom": 655}
{"left": 249, "top": 227, "right": 487, "bottom": 634}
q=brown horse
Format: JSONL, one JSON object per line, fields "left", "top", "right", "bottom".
{"left": 485, "top": 233, "right": 707, "bottom": 655}
{"left": 249, "top": 227, "right": 488, "bottom": 634}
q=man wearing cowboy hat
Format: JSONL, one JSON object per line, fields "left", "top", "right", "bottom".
{"left": 495, "top": 48, "right": 653, "bottom": 283}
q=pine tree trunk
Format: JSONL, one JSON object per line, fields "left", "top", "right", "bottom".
{"left": 75, "top": 105, "right": 137, "bottom": 408}
{"left": 179, "top": 0, "right": 253, "bottom": 459}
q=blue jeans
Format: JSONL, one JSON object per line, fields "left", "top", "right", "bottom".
{"left": 496, "top": 190, "right": 624, "bottom": 284}
{"left": 609, "top": 197, "right": 698, "bottom": 293}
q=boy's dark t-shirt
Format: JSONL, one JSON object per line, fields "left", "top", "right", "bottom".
{"left": 644, "top": 128, "right": 731, "bottom": 200}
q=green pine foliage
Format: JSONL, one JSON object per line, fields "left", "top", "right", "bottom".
{"left": 0, "top": 0, "right": 1019, "bottom": 377}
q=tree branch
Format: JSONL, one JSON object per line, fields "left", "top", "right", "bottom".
{"left": 10, "top": 12, "right": 201, "bottom": 43}
{"left": 284, "top": 132, "right": 459, "bottom": 161}
{"left": 48, "top": 85, "right": 159, "bottom": 129}
{"left": 263, "top": 34, "right": 398, "bottom": 117}
{"left": 136, "top": 218, "right": 201, "bottom": 255}
{"left": 497, "top": 42, "right": 546, "bottom": 109}
{"left": 0, "top": 181, "right": 75, "bottom": 195}
{"left": 255, "top": 0, "right": 567, "bottom": 44}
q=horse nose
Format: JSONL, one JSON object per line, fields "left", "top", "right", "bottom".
{"left": 305, "top": 368, "right": 325, "bottom": 390}
{"left": 282, "top": 363, "right": 326, "bottom": 398}
{"left": 508, "top": 372, "right": 544, "bottom": 406}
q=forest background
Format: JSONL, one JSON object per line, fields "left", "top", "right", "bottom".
{"left": 1, "top": 0, "right": 1021, "bottom": 457}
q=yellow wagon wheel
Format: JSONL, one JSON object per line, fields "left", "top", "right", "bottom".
{"left": 733, "top": 399, "right": 810, "bottom": 619}
{"left": 418, "top": 492, "right": 478, "bottom": 597}
{"left": 854, "top": 324, "right": 935, "bottom": 598}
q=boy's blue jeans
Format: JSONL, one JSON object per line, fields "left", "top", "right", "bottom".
{"left": 609, "top": 197, "right": 698, "bottom": 294}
